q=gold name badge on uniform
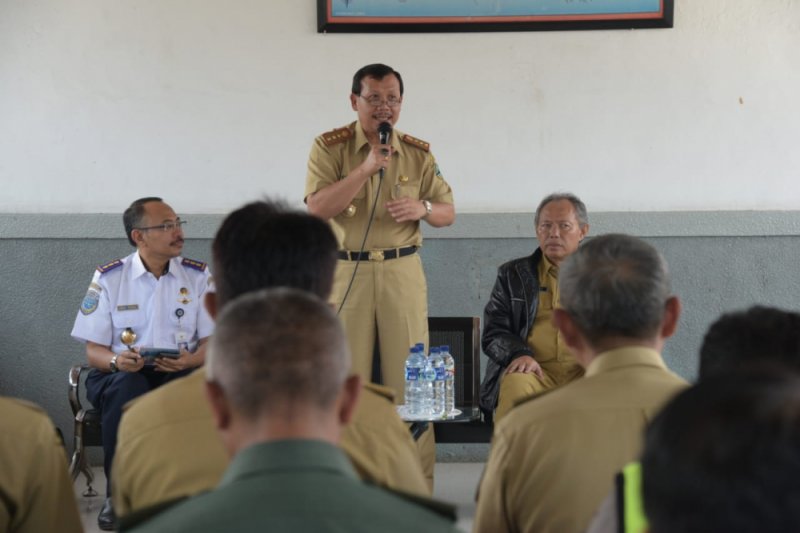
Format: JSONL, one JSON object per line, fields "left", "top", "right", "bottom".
{"left": 116, "top": 304, "right": 139, "bottom": 311}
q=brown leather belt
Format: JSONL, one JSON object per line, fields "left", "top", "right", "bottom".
{"left": 338, "top": 246, "right": 417, "bottom": 262}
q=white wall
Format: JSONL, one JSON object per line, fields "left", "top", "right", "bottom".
{"left": 1, "top": 0, "right": 798, "bottom": 214}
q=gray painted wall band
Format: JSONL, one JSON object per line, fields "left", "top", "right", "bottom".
{"left": 2, "top": 211, "right": 800, "bottom": 239}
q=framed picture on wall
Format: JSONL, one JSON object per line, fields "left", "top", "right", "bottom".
{"left": 317, "top": 0, "right": 674, "bottom": 33}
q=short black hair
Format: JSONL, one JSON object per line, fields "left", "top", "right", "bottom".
{"left": 123, "top": 197, "right": 162, "bottom": 247}
{"left": 642, "top": 372, "right": 800, "bottom": 533}
{"left": 351, "top": 63, "right": 404, "bottom": 96}
{"left": 211, "top": 199, "right": 339, "bottom": 309}
{"left": 699, "top": 305, "right": 800, "bottom": 379}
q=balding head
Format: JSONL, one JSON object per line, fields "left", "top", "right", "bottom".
{"left": 207, "top": 288, "right": 350, "bottom": 422}
{"left": 556, "top": 234, "right": 678, "bottom": 351}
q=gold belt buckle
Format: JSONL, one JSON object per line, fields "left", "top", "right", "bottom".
{"left": 368, "top": 250, "right": 385, "bottom": 262}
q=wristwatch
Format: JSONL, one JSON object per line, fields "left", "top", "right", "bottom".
{"left": 422, "top": 200, "right": 433, "bottom": 218}
{"left": 110, "top": 354, "right": 119, "bottom": 373}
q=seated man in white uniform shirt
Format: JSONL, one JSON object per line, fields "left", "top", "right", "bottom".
{"left": 71, "top": 196, "right": 214, "bottom": 530}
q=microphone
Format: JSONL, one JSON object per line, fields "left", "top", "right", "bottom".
{"left": 378, "top": 122, "right": 392, "bottom": 179}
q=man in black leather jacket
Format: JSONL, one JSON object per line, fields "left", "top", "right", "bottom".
{"left": 480, "top": 193, "right": 589, "bottom": 421}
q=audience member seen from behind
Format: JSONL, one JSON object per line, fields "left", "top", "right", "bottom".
{"left": 474, "top": 234, "right": 687, "bottom": 533}
{"left": 0, "top": 396, "right": 83, "bottom": 533}
{"left": 113, "top": 200, "right": 428, "bottom": 521}
{"left": 586, "top": 304, "right": 800, "bottom": 533}
{"left": 126, "top": 289, "right": 458, "bottom": 533}
{"left": 642, "top": 372, "right": 800, "bottom": 533}
{"left": 699, "top": 304, "right": 800, "bottom": 377}
{"left": 480, "top": 193, "right": 589, "bottom": 422}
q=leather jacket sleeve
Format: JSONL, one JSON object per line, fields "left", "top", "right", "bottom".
{"left": 482, "top": 264, "right": 534, "bottom": 367}
{"left": 479, "top": 253, "right": 540, "bottom": 417}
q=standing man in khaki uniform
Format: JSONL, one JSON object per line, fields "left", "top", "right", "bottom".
{"left": 480, "top": 193, "right": 589, "bottom": 422}
{"left": 305, "top": 63, "right": 455, "bottom": 399}
{"left": 474, "top": 234, "right": 688, "bottom": 533}
{"left": 0, "top": 396, "right": 83, "bottom": 533}
{"left": 306, "top": 64, "right": 454, "bottom": 487}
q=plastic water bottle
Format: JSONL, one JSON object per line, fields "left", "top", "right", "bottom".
{"left": 404, "top": 345, "right": 426, "bottom": 416}
{"left": 441, "top": 345, "right": 456, "bottom": 416}
{"left": 420, "top": 351, "right": 436, "bottom": 417}
{"left": 430, "top": 347, "right": 446, "bottom": 418}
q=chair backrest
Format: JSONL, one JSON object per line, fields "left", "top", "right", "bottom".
{"left": 428, "top": 316, "right": 480, "bottom": 411}
{"left": 68, "top": 364, "right": 91, "bottom": 416}
{"left": 68, "top": 364, "right": 102, "bottom": 446}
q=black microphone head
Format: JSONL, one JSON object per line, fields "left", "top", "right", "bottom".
{"left": 378, "top": 122, "right": 392, "bottom": 144}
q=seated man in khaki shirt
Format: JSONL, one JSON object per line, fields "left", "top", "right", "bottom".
{"left": 113, "top": 200, "right": 428, "bottom": 519}
{"left": 474, "top": 234, "right": 688, "bottom": 533}
{"left": 0, "top": 397, "right": 83, "bottom": 533}
{"left": 124, "top": 289, "right": 458, "bottom": 533}
{"left": 480, "top": 193, "right": 589, "bottom": 422}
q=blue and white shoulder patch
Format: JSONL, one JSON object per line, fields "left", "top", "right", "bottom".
{"left": 181, "top": 258, "right": 207, "bottom": 272}
{"left": 96, "top": 259, "right": 123, "bottom": 274}
{"left": 80, "top": 282, "right": 102, "bottom": 315}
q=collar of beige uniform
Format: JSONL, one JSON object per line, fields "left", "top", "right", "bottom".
{"left": 539, "top": 251, "right": 559, "bottom": 280}
{"left": 352, "top": 120, "right": 406, "bottom": 159}
{"left": 584, "top": 346, "right": 667, "bottom": 378}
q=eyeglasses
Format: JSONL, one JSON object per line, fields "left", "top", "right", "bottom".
{"left": 359, "top": 94, "right": 402, "bottom": 108}
{"left": 537, "top": 222, "right": 575, "bottom": 233}
{"left": 135, "top": 219, "right": 187, "bottom": 233}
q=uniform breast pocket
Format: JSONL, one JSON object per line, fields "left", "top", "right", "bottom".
{"left": 111, "top": 309, "right": 146, "bottom": 345}
{"left": 538, "top": 290, "right": 554, "bottom": 311}
{"left": 111, "top": 309, "right": 145, "bottom": 330}
{"left": 391, "top": 175, "right": 421, "bottom": 200}
{"left": 337, "top": 175, "right": 367, "bottom": 220}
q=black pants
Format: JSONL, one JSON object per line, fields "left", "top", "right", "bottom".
{"left": 86, "top": 366, "right": 193, "bottom": 494}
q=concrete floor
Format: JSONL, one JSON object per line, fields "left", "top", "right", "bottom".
{"left": 75, "top": 462, "right": 485, "bottom": 532}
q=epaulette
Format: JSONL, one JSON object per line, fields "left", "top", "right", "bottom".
{"left": 320, "top": 126, "right": 354, "bottom": 147}
{"left": 181, "top": 257, "right": 207, "bottom": 272}
{"left": 363, "top": 382, "right": 396, "bottom": 403}
{"left": 401, "top": 134, "right": 430, "bottom": 152}
{"left": 96, "top": 259, "right": 123, "bottom": 274}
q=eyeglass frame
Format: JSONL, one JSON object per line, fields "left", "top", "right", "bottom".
{"left": 134, "top": 219, "right": 187, "bottom": 233}
{"left": 358, "top": 94, "right": 402, "bottom": 108}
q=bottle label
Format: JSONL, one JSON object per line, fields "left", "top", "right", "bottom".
{"left": 435, "top": 367, "right": 446, "bottom": 380}
{"left": 405, "top": 367, "right": 420, "bottom": 381}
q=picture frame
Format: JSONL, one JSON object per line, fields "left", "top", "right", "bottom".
{"left": 317, "top": 0, "right": 674, "bottom": 33}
